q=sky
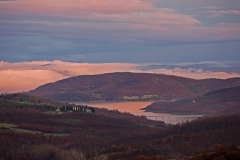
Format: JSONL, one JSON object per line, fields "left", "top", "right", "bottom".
{"left": 0, "top": 0, "right": 240, "bottom": 93}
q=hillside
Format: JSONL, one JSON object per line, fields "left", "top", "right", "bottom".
{"left": 1, "top": 101, "right": 240, "bottom": 159}
{"left": 0, "top": 93, "right": 92, "bottom": 112}
{"left": 28, "top": 72, "right": 240, "bottom": 101}
{"left": 144, "top": 86, "right": 240, "bottom": 115}
{"left": 1, "top": 93, "right": 240, "bottom": 159}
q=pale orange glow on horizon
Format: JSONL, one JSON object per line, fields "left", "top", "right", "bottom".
{"left": 0, "top": 61, "right": 138, "bottom": 93}
{"left": 0, "top": 69, "right": 66, "bottom": 93}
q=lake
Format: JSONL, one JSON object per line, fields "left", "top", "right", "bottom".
{"left": 75, "top": 101, "right": 202, "bottom": 124}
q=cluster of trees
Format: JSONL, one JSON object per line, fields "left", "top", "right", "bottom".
{"left": 60, "top": 104, "right": 95, "bottom": 113}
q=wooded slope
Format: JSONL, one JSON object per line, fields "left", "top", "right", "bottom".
{"left": 144, "top": 86, "right": 240, "bottom": 115}
{"left": 28, "top": 72, "right": 240, "bottom": 101}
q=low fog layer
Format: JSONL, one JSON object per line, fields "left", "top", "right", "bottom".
{"left": 1, "top": 60, "right": 240, "bottom": 93}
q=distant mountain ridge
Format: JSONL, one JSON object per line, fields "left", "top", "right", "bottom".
{"left": 137, "top": 64, "right": 240, "bottom": 74}
{"left": 28, "top": 72, "right": 240, "bottom": 102}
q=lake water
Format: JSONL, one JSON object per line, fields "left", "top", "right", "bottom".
{"left": 75, "top": 101, "right": 202, "bottom": 124}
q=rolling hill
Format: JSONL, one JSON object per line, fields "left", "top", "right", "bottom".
{"left": 28, "top": 72, "right": 240, "bottom": 102}
{"left": 1, "top": 101, "right": 240, "bottom": 159}
{"left": 0, "top": 93, "right": 91, "bottom": 112}
{"left": 1, "top": 92, "right": 240, "bottom": 159}
{"left": 144, "top": 86, "right": 240, "bottom": 115}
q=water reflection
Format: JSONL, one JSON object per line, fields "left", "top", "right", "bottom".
{"left": 76, "top": 101, "right": 202, "bottom": 124}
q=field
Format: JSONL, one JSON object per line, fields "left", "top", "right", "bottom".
{"left": 0, "top": 123, "right": 69, "bottom": 136}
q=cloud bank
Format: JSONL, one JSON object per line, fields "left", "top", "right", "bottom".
{"left": 1, "top": 60, "right": 240, "bottom": 93}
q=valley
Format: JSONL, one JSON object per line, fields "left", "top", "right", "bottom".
{"left": 1, "top": 93, "right": 240, "bottom": 160}
{"left": 28, "top": 72, "right": 240, "bottom": 117}
{"left": 77, "top": 101, "right": 203, "bottom": 124}
{"left": 1, "top": 72, "right": 240, "bottom": 159}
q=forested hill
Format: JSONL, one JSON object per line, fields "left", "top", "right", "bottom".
{"left": 28, "top": 72, "right": 240, "bottom": 101}
{"left": 0, "top": 93, "right": 89, "bottom": 112}
{"left": 144, "top": 86, "right": 240, "bottom": 115}
{"left": 0, "top": 93, "right": 62, "bottom": 111}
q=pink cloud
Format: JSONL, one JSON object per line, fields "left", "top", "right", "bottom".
{"left": 0, "top": 0, "right": 200, "bottom": 28}
{"left": 0, "top": 0, "right": 154, "bottom": 15}
{"left": 6, "top": 0, "right": 240, "bottom": 42}
{"left": 207, "top": 9, "right": 240, "bottom": 17}
{"left": 118, "top": 8, "right": 201, "bottom": 27}
{"left": 1, "top": 0, "right": 239, "bottom": 43}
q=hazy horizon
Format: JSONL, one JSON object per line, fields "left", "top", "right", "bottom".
{"left": 1, "top": 60, "right": 240, "bottom": 93}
